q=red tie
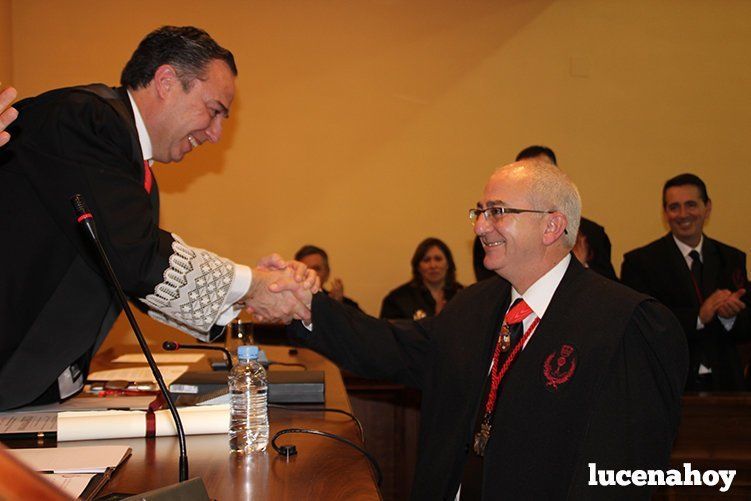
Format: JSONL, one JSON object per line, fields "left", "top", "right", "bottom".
{"left": 504, "top": 298, "right": 533, "bottom": 326}
{"left": 473, "top": 298, "right": 538, "bottom": 456}
{"left": 484, "top": 299, "right": 534, "bottom": 414}
{"left": 143, "top": 160, "right": 153, "bottom": 194}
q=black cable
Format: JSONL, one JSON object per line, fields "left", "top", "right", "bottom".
{"left": 268, "top": 404, "right": 364, "bottom": 442}
{"left": 267, "top": 361, "right": 307, "bottom": 370}
{"left": 271, "top": 428, "right": 382, "bottom": 487}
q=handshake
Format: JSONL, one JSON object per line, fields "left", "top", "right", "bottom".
{"left": 236, "top": 254, "right": 321, "bottom": 324}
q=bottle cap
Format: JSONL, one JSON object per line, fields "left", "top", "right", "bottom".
{"left": 237, "top": 345, "right": 259, "bottom": 360}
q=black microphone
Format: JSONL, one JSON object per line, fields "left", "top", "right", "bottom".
{"left": 71, "top": 194, "right": 190, "bottom": 482}
{"left": 71, "top": 194, "right": 98, "bottom": 242}
{"left": 163, "top": 340, "right": 233, "bottom": 370}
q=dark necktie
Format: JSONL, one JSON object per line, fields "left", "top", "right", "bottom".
{"left": 689, "top": 250, "right": 703, "bottom": 302}
{"left": 688, "top": 249, "right": 714, "bottom": 385}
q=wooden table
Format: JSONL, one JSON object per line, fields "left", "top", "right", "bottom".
{"left": 3, "top": 345, "right": 381, "bottom": 500}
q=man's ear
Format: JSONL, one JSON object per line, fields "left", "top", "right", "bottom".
{"left": 152, "top": 64, "right": 179, "bottom": 99}
{"left": 542, "top": 212, "right": 568, "bottom": 246}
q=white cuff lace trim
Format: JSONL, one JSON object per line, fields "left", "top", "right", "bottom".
{"left": 141, "top": 235, "right": 238, "bottom": 341}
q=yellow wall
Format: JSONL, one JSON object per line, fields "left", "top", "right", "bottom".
{"left": 0, "top": 0, "right": 11, "bottom": 83}
{"left": 8, "top": 0, "right": 751, "bottom": 345}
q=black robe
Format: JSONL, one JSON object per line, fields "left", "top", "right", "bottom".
{"left": 291, "top": 258, "right": 688, "bottom": 499}
{"left": 0, "top": 85, "right": 175, "bottom": 409}
{"left": 380, "top": 280, "right": 462, "bottom": 320}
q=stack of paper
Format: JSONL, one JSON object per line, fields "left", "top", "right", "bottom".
{"left": 7, "top": 445, "right": 131, "bottom": 498}
{"left": 87, "top": 366, "right": 189, "bottom": 385}
{"left": 111, "top": 353, "right": 204, "bottom": 364}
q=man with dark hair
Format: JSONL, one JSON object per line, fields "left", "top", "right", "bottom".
{"left": 474, "top": 146, "right": 616, "bottom": 282}
{"left": 120, "top": 26, "right": 237, "bottom": 91}
{"left": 662, "top": 173, "right": 710, "bottom": 207}
{"left": 515, "top": 144, "right": 558, "bottom": 165}
{"left": 294, "top": 245, "right": 360, "bottom": 310}
{"left": 291, "top": 161, "right": 687, "bottom": 499}
{"left": 0, "top": 26, "right": 314, "bottom": 410}
{"left": 622, "top": 173, "right": 749, "bottom": 391}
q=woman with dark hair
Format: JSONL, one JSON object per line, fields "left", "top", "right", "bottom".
{"left": 380, "top": 237, "right": 463, "bottom": 320}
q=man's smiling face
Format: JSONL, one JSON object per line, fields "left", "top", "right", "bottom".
{"left": 663, "top": 184, "right": 711, "bottom": 248}
{"left": 474, "top": 169, "right": 547, "bottom": 280}
{"left": 151, "top": 59, "right": 235, "bottom": 163}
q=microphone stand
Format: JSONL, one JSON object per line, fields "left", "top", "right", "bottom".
{"left": 71, "top": 194, "right": 189, "bottom": 482}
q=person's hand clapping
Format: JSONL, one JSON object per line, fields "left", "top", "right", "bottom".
{"left": 0, "top": 84, "right": 19, "bottom": 147}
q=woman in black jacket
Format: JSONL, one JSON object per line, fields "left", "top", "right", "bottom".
{"left": 380, "top": 237, "right": 463, "bottom": 320}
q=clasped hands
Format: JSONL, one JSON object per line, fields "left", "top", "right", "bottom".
{"left": 237, "top": 254, "right": 320, "bottom": 324}
{"left": 699, "top": 288, "right": 747, "bottom": 325}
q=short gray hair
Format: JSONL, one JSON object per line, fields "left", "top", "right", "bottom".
{"left": 495, "top": 161, "right": 581, "bottom": 248}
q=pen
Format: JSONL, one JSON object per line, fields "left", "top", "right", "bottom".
{"left": 95, "top": 389, "right": 159, "bottom": 397}
{"left": 88, "top": 380, "right": 159, "bottom": 393}
{"left": 86, "top": 467, "right": 115, "bottom": 499}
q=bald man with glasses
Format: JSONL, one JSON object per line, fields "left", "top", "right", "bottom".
{"left": 290, "top": 161, "right": 687, "bottom": 500}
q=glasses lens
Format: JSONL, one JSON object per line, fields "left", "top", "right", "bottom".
{"left": 488, "top": 207, "right": 504, "bottom": 221}
{"left": 469, "top": 209, "right": 479, "bottom": 224}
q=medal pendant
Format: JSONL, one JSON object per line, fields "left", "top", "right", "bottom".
{"left": 500, "top": 325, "right": 511, "bottom": 352}
{"left": 472, "top": 420, "right": 492, "bottom": 456}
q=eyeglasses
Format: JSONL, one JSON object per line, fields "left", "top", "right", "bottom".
{"left": 469, "top": 207, "right": 568, "bottom": 234}
{"left": 468, "top": 207, "right": 555, "bottom": 224}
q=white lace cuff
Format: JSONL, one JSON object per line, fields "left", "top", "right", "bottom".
{"left": 140, "top": 234, "right": 250, "bottom": 341}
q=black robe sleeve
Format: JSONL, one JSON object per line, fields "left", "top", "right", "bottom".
{"left": 291, "top": 292, "right": 433, "bottom": 390}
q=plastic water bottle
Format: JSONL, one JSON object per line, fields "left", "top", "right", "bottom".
{"left": 229, "top": 345, "right": 269, "bottom": 453}
{"left": 225, "top": 319, "right": 254, "bottom": 367}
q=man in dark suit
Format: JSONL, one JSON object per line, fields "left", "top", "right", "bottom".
{"left": 622, "top": 173, "right": 749, "bottom": 391}
{"left": 294, "top": 245, "right": 361, "bottom": 311}
{"left": 0, "top": 26, "right": 314, "bottom": 410}
{"left": 473, "top": 146, "right": 617, "bottom": 282}
{"left": 291, "top": 161, "right": 687, "bottom": 499}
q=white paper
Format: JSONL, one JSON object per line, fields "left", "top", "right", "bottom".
{"left": 112, "top": 353, "right": 204, "bottom": 364}
{"left": 57, "top": 405, "right": 229, "bottom": 441}
{"left": 53, "top": 395, "right": 155, "bottom": 411}
{"left": 45, "top": 473, "right": 96, "bottom": 498}
{"left": 0, "top": 413, "right": 56, "bottom": 434}
{"left": 7, "top": 445, "right": 130, "bottom": 473}
{"left": 87, "top": 366, "right": 188, "bottom": 385}
{"left": 0, "top": 396, "right": 155, "bottom": 434}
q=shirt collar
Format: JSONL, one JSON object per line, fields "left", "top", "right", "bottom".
{"left": 673, "top": 234, "right": 704, "bottom": 260}
{"left": 126, "top": 90, "right": 153, "bottom": 165}
{"left": 510, "top": 253, "right": 571, "bottom": 319}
